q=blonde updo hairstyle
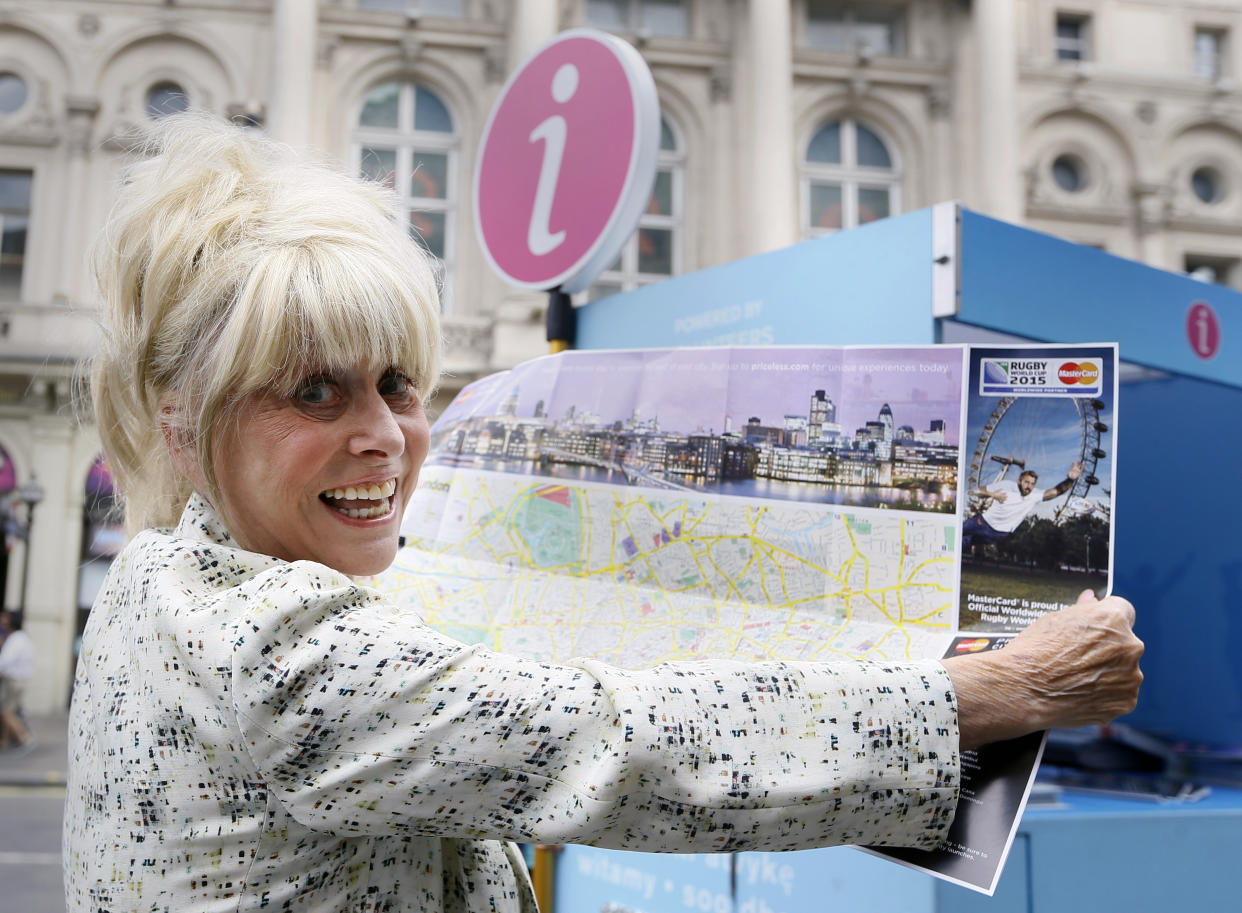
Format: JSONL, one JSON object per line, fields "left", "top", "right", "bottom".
{"left": 92, "top": 113, "right": 442, "bottom": 535}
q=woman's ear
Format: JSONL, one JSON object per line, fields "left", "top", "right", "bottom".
{"left": 160, "top": 401, "right": 206, "bottom": 489}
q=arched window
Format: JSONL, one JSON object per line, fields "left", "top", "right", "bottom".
{"left": 353, "top": 80, "right": 459, "bottom": 310}
{"left": 801, "top": 118, "right": 901, "bottom": 237}
{"left": 584, "top": 115, "right": 685, "bottom": 302}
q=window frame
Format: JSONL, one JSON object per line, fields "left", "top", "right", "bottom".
{"left": 352, "top": 80, "right": 460, "bottom": 312}
{"left": 0, "top": 167, "right": 33, "bottom": 303}
{"left": 355, "top": 0, "right": 468, "bottom": 16}
{"left": 804, "top": 1, "right": 908, "bottom": 58}
{"left": 585, "top": 0, "right": 691, "bottom": 40}
{"left": 1055, "top": 12, "right": 1092, "bottom": 62}
{"left": 1194, "top": 26, "right": 1228, "bottom": 81}
{"left": 801, "top": 118, "right": 902, "bottom": 238}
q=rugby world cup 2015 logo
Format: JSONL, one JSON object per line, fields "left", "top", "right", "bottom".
{"left": 980, "top": 357, "right": 1103, "bottom": 396}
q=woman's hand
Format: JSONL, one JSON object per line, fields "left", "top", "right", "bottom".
{"left": 942, "top": 591, "right": 1144, "bottom": 750}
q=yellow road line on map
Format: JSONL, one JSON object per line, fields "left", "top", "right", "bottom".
{"left": 904, "top": 556, "right": 954, "bottom": 583}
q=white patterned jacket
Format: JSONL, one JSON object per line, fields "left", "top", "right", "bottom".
{"left": 65, "top": 494, "right": 959, "bottom": 913}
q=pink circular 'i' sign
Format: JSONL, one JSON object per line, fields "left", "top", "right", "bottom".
{"left": 1186, "top": 300, "right": 1220, "bottom": 360}
{"left": 474, "top": 29, "right": 659, "bottom": 292}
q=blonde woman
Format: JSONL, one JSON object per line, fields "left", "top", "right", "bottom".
{"left": 65, "top": 115, "right": 1143, "bottom": 913}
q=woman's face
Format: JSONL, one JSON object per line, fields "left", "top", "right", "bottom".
{"left": 210, "top": 363, "right": 429, "bottom": 576}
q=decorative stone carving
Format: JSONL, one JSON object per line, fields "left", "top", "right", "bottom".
{"left": 1131, "top": 180, "right": 1168, "bottom": 235}
{"left": 65, "top": 95, "right": 100, "bottom": 157}
{"left": 709, "top": 63, "right": 731, "bottom": 103}
{"left": 77, "top": 13, "right": 101, "bottom": 37}
{"left": 484, "top": 43, "right": 506, "bottom": 84}
{"left": 926, "top": 83, "right": 951, "bottom": 120}
{"left": 400, "top": 34, "right": 424, "bottom": 65}
{"left": 317, "top": 35, "right": 340, "bottom": 69}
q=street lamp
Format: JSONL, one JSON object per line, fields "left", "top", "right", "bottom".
{"left": 16, "top": 475, "right": 43, "bottom": 618}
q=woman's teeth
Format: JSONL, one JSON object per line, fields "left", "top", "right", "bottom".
{"left": 321, "top": 478, "right": 397, "bottom": 519}
{"left": 325, "top": 479, "right": 396, "bottom": 500}
{"left": 342, "top": 502, "right": 390, "bottom": 519}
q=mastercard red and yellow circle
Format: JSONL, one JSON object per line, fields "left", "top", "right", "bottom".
{"left": 1057, "top": 361, "right": 1099, "bottom": 385}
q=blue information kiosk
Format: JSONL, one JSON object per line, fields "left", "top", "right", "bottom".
{"left": 552, "top": 203, "right": 1242, "bottom": 911}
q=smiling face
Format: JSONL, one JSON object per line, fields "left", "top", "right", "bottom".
{"left": 208, "top": 364, "right": 429, "bottom": 576}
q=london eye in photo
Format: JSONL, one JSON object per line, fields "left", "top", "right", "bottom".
{"left": 966, "top": 395, "right": 1109, "bottom": 521}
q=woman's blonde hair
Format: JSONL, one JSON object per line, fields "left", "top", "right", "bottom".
{"left": 91, "top": 113, "right": 442, "bottom": 534}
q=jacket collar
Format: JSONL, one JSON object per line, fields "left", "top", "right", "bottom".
{"left": 174, "top": 492, "right": 239, "bottom": 549}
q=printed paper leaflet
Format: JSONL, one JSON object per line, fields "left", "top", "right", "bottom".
{"left": 378, "top": 343, "right": 1118, "bottom": 895}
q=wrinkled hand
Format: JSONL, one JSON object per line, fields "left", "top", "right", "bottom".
{"left": 943, "top": 591, "right": 1144, "bottom": 749}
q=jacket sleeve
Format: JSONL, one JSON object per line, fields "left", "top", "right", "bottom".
{"left": 229, "top": 561, "right": 959, "bottom": 853}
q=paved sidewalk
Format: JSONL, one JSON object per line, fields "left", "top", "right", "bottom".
{"left": 0, "top": 713, "right": 69, "bottom": 787}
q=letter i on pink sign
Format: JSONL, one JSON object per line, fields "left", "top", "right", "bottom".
{"left": 475, "top": 29, "right": 660, "bottom": 293}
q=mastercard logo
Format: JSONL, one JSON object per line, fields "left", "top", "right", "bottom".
{"left": 1057, "top": 361, "right": 1100, "bottom": 385}
{"left": 954, "top": 638, "right": 992, "bottom": 653}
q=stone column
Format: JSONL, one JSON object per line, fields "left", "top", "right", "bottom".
{"left": 268, "top": 0, "right": 318, "bottom": 147}
{"left": 19, "top": 406, "right": 81, "bottom": 715}
{"left": 63, "top": 96, "right": 99, "bottom": 304}
{"left": 743, "top": 0, "right": 797, "bottom": 254}
{"left": 974, "top": 0, "right": 1020, "bottom": 222}
{"left": 509, "top": 0, "right": 559, "bottom": 69}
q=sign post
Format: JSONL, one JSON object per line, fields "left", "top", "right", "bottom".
{"left": 474, "top": 29, "right": 660, "bottom": 351}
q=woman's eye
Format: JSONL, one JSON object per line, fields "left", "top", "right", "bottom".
{"left": 297, "top": 380, "right": 336, "bottom": 405}
{"left": 379, "top": 372, "right": 415, "bottom": 400}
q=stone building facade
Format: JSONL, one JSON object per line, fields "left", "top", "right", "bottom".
{"left": 0, "top": 0, "right": 1238, "bottom": 712}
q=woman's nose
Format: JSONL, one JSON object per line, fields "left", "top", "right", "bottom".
{"left": 347, "top": 389, "right": 406, "bottom": 457}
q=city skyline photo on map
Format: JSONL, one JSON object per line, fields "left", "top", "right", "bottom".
{"left": 428, "top": 346, "right": 966, "bottom": 514}
{"left": 438, "top": 346, "right": 963, "bottom": 441}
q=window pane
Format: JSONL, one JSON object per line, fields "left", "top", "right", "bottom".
{"left": 1052, "top": 154, "right": 1086, "bottom": 192}
{"left": 0, "top": 215, "right": 26, "bottom": 255}
{"left": 420, "top": 0, "right": 466, "bottom": 16}
{"left": 810, "top": 183, "right": 843, "bottom": 229}
{"left": 587, "top": 0, "right": 627, "bottom": 29}
{"left": 1056, "top": 17, "right": 1086, "bottom": 60}
{"left": 146, "top": 82, "right": 188, "bottom": 119}
{"left": 414, "top": 86, "right": 453, "bottom": 133}
{"left": 0, "top": 171, "right": 32, "bottom": 209}
{"left": 806, "top": 1, "right": 849, "bottom": 52}
{"left": 410, "top": 151, "right": 449, "bottom": 200}
{"left": 637, "top": 227, "right": 672, "bottom": 275}
{"left": 858, "top": 187, "right": 891, "bottom": 224}
{"left": 807, "top": 122, "right": 842, "bottom": 164}
{"left": 1196, "top": 30, "right": 1223, "bottom": 79}
{"left": 360, "top": 82, "right": 400, "bottom": 128}
{"left": 0, "top": 215, "right": 24, "bottom": 297}
{"left": 1191, "top": 166, "right": 1223, "bottom": 204}
{"left": 855, "top": 123, "right": 892, "bottom": 168}
{"left": 641, "top": 0, "right": 688, "bottom": 37}
{"left": 659, "top": 117, "right": 676, "bottom": 151}
{"left": 855, "top": 13, "right": 902, "bottom": 57}
{"left": 0, "top": 73, "right": 27, "bottom": 114}
{"left": 409, "top": 209, "right": 446, "bottom": 259}
{"left": 647, "top": 170, "right": 673, "bottom": 216}
{"left": 360, "top": 147, "right": 397, "bottom": 188}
